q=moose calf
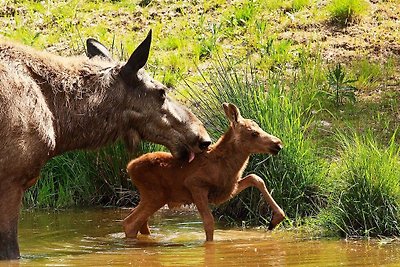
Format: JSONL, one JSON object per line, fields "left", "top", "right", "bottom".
{"left": 124, "top": 103, "right": 285, "bottom": 241}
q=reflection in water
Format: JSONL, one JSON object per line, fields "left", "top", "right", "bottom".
{"left": 0, "top": 208, "right": 399, "bottom": 266}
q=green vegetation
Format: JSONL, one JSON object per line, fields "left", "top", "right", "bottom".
{"left": 24, "top": 143, "right": 134, "bottom": 208}
{"left": 291, "top": 0, "right": 310, "bottom": 12}
{"left": 327, "top": 0, "right": 369, "bottom": 26}
{"left": 24, "top": 151, "right": 97, "bottom": 208}
{"left": 321, "top": 131, "right": 400, "bottom": 237}
{"left": 1, "top": 0, "right": 400, "bottom": 238}
{"left": 23, "top": 141, "right": 165, "bottom": 208}
{"left": 326, "top": 63, "right": 357, "bottom": 106}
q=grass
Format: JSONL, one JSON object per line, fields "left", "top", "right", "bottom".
{"left": 232, "top": 2, "right": 255, "bottom": 27}
{"left": 351, "top": 58, "right": 397, "bottom": 91}
{"left": 24, "top": 141, "right": 164, "bottom": 209}
{"left": 327, "top": 0, "right": 369, "bottom": 26}
{"left": 320, "top": 131, "right": 400, "bottom": 237}
{"left": 24, "top": 151, "right": 96, "bottom": 208}
{"left": 291, "top": 0, "right": 310, "bottom": 12}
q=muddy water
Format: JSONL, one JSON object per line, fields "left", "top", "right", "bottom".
{"left": 1, "top": 208, "right": 400, "bottom": 266}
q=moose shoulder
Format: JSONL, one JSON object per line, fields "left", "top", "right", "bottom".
{"left": 0, "top": 31, "right": 211, "bottom": 260}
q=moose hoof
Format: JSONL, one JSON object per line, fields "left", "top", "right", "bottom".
{"left": 124, "top": 231, "right": 138, "bottom": 239}
{"left": 268, "top": 212, "right": 286, "bottom": 230}
{"left": 123, "top": 224, "right": 138, "bottom": 239}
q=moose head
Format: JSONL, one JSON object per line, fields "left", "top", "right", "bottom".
{"left": 87, "top": 30, "right": 211, "bottom": 161}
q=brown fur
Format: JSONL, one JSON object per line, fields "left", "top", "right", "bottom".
{"left": 0, "top": 31, "right": 211, "bottom": 260}
{"left": 124, "top": 103, "right": 286, "bottom": 241}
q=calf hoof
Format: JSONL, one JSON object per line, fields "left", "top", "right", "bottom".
{"left": 123, "top": 222, "right": 138, "bottom": 239}
{"left": 139, "top": 224, "right": 151, "bottom": 235}
{"left": 268, "top": 211, "right": 285, "bottom": 230}
{"left": 124, "top": 231, "right": 138, "bottom": 239}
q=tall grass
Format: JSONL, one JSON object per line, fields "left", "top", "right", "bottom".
{"left": 23, "top": 151, "right": 96, "bottom": 208}
{"left": 184, "top": 58, "right": 328, "bottom": 226}
{"left": 321, "top": 131, "right": 400, "bottom": 237}
{"left": 23, "top": 141, "right": 163, "bottom": 209}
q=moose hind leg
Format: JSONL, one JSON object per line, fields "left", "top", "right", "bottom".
{"left": 133, "top": 204, "right": 164, "bottom": 237}
{"left": 125, "top": 207, "right": 150, "bottom": 235}
{"left": 232, "top": 174, "right": 285, "bottom": 230}
{"left": 123, "top": 202, "right": 162, "bottom": 238}
{"left": 123, "top": 204, "right": 143, "bottom": 238}
{"left": 0, "top": 180, "right": 24, "bottom": 260}
{"left": 140, "top": 220, "right": 150, "bottom": 235}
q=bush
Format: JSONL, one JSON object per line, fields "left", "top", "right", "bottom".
{"left": 184, "top": 58, "right": 328, "bottom": 226}
{"left": 322, "top": 131, "right": 400, "bottom": 237}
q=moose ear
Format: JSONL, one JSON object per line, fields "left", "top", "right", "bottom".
{"left": 223, "top": 103, "right": 241, "bottom": 124}
{"left": 123, "top": 30, "right": 152, "bottom": 74}
{"left": 86, "top": 38, "right": 113, "bottom": 61}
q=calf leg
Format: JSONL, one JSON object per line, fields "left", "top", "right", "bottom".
{"left": 0, "top": 180, "right": 24, "bottom": 260}
{"left": 123, "top": 202, "right": 162, "bottom": 238}
{"left": 124, "top": 207, "right": 150, "bottom": 235}
{"left": 191, "top": 188, "right": 214, "bottom": 241}
{"left": 139, "top": 220, "right": 150, "bottom": 235}
{"left": 123, "top": 204, "right": 146, "bottom": 238}
{"left": 232, "top": 174, "right": 285, "bottom": 230}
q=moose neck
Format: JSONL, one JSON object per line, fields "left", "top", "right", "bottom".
{"left": 30, "top": 60, "right": 125, "bottom": 155}
{"left": 210, "top": 127, "right": 251, "bottom": 176}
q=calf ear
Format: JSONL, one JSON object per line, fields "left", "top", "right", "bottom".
{"left": 223, "top": 103, "right": 241, "bottom": 124}
{"left": 122, "top": 30, "right": 152, "bottom": 75}
{"left": 86, "top": 38, "right": 113, "bottom": 61}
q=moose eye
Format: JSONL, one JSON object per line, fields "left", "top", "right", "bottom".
{"left": 251, "top": 131, "right": 260, "bottom": 137}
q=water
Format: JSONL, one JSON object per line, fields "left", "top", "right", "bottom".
{"left": 1, "top": 208, "right": 400, "bottom": 266}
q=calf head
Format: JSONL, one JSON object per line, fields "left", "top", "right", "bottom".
{"left": 223, "top": 103, "right": 283, "bottom": 155}
{"left": 87, "top": 31, "right": 211, "bottom": 161}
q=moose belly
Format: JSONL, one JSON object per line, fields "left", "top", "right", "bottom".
{"left": 208, "top": 184, "right": 236, "bottom": 205}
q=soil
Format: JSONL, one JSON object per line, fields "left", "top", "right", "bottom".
{"left": 281, "top": 2, "right": 400, "bottom": 64}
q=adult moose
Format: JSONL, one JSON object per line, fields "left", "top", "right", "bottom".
{"left": 0, "top": 30, "right": 211, "bottom": 260}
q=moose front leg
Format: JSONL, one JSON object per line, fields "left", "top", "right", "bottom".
{"left": 232, "top": 174, "right": 285, "bottom": 230}
{"left": 0, "top": 180, "right": 24, "bottom": 260}
{"left": 191, "top": 188, "right": 215, "bottom": 241}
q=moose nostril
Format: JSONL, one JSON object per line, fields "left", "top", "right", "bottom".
{"left": 199, "top": 141, "right": 211, "bottom": 150}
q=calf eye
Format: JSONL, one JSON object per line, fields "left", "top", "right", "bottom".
{"left": 251, "top": 131, "right": 260, "bottom": 137}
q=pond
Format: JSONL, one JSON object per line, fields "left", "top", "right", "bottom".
{"left": 1, "top": 208, "right": 400, "bottom": 266}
